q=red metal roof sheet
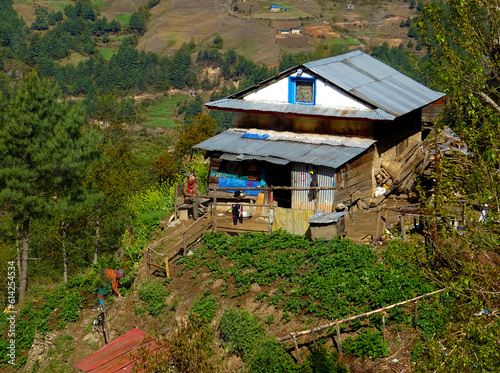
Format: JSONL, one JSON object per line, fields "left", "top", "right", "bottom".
{"left": 74, "top": 328, "right": 170, "bottom": 373}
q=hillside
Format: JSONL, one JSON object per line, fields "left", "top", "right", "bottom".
{"left": 18, "top": 0, "right": 422, "bottom": 66}
{"left": 137, "top": 0, "right": 421, "bottom": 65}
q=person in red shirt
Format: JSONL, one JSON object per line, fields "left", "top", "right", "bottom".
{"left": 183, "top": 172, "right": 203, "bottom": 219}
{"left": 97, "top": 268, "right": 124, "bottom": 308}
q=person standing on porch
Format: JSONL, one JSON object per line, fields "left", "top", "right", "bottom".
{"left": 183, "top": 172, "right": 201, "bottom": 220}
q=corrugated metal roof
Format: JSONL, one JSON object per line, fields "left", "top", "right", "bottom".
{"left": 205, "top": 51, "right": 444, "bottom": 120}
{"left": 205, "top": 98, "right": 395, "bottom": 121}
{"left": 194, "top": 128, "right": 375, "bottom": 168}
{"left": 74, "top": 328, "right": 170, "bottom": 373}
{"left": 220, "top": 152, "right": 289, "bottom": 165}
{"left": 305, "top": 51, "right": 445, "bottom": 117}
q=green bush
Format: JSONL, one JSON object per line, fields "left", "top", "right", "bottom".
{"left": 190, "top": 291, "right": 218, "bottom": 324}
{"left": 219, "top": 308, "right": 265, "bottom": 356}
{"left": 138, "top": 280, "right": 169, "bottom": 317}
{"left": 343, "top": 329, "right": 389, "bottom": 359}
{"left": 300, "top": 346, "right": 348, "bottom": 373}
{"left": 59, "top": 290, "right": 83, "bottom": 322}
{"left": 247, "top": 337, "right": 298, "bottom": 373}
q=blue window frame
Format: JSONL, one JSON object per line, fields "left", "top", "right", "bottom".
{"left": 288, "top": 76, "right": 315, "bottom": 104}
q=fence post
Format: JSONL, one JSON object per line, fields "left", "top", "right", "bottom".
{"left": 382, "top": 314, "right": 386, "bottom": 341}
{"left": 146, "top": 247, "right": 151, "bottom": 281}
{"left": 164, "top": 256, "right": 170, "bottom": 279}
{"left": 213, "top": 187, "right": 218, "bottom": 232}
{"left": 174, "top": 182, "right": 179, "bottom": 221}
{"left": 336, "top": 322, "right": 342, "bottom": 357}
{"left": 401, "top": 214, "right": 407, "bottom": 240}
{"left": 291, "top": 334, "right": 301, "bottom": 364}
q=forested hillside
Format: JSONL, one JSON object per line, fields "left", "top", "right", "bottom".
{"left": 0, "top": 0, "right": 499, "bottom": 372}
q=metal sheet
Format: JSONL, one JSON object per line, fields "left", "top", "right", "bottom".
{"left": 291, "top": 163, "right": 335, "bottom": 212}
{"left": 194, "top": 129, "right": 374, "bottom": 169}
{"left": 74, "top": 328, "right": 170, "bottom": 373}
{"left": 309, "top": 211, "right": 346, "bottom": 224}
{"left": 206, "top": 51, "right": 445, "bottom": 120}
{"left": 272, "top": 207, "right": 315, "bottom": 235}
{"left": 205, "top": 98, "right": 395, "bottom": 121}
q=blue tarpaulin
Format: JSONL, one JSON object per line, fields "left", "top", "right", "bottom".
{"left": 218, "top": 177, "right": 261, "bottom": 196}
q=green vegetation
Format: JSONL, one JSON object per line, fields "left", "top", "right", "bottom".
{"left": 99, "top": 47, "right": 114, "bottom": 61}
{"left": 142, "top": 95, "right": 187, "bottom": 127}
{"left": 138, "top": 280, "right": 170, "bottom": 317}
{"left": 190, "top": 291, "right": 218, "bottom": 324}
{"left": 92, "top": 1, "right": 103, "bottom": 8}
{"left": 342, "top": 330, "right": 389, "bottom": 359}
{"left": 179, "top": 231, "right": 435, "bottom": 320}
{"left": 115, "top": 13, "right": 131, "bottom": 25}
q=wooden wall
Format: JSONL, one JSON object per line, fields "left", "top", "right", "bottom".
{"left": 335, "top": 148, "right": 375, "bottom": 204}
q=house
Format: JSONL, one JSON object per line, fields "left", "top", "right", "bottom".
{"left": 290, "top": 27, "right": 301, "bottom": 34}
{"left": 195, "top": 51, "right": 444, "bottom": 214}
{"left": 347, "top": 3, "right": 355, "bottom": 9}
{"left": 270, "top": 4, "right": 280, "bottom": 12}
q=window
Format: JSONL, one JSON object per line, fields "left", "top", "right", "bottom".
{"left": 289, "top": 76, "right": 315, "bottom": 104}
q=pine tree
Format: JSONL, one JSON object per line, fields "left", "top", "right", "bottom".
{"left": 0, "top": 72, "right": 101, "bottom": 298}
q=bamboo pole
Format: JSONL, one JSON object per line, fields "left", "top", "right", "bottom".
{"left": 164, "top": 256, "right": 170, "bottom": 279}
{"left": 277, "top": 288, "right": 445, "bottom": 341}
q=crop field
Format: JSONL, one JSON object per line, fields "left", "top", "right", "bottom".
{"left": 177, "top": 231, "right": 436, "bottom": 321}
{"left": 141, "top": 94, "right": 187, "bottom": 127}
{"left": 115, "top": 13, "right": 131, "bottom": 25}
{"left": 98, "top": 48, "right": 114, "bottom": 61}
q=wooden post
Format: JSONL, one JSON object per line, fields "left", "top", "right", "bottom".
{"left": 270, "top": 187, "right": 274, "bottom": 209}
{"left": 291, "top": 334, "right": 301, "bottom": 364}
{"left": 375, "top": 210, "right": 381, "bottom": 240}
{"left": 213, "top": 187, "right": 218, "bottom": 232}
{"left": 336, "top": 322, "right": 342, "bottom": 356}
{"left": 382, "top": 314, "right": 386, "bottom": 342}
{"left": 174, "top": 182, "right": 179, "bottom": 221}
{"left": 401, "top": 214, "right": 407, "bottom": 240}
{"left": 182, "top": 231, "right": 186, "bottom": 255}
{"left": 164, "top": 256, "right": 170, "bottom": 279}
{"left": 146, "top": 248, "right": 151, "bottom": 281}
{"left": 314, "top": 190, "right": 319, "bottom": 212}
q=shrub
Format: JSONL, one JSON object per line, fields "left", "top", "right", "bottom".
{"left": 300, "top": 346, "right": 348, "bottom": 373}
{"left": 219, "top": 308, "right": 265, "bottom": 356}
{"left": 59, "top": 290, "right": 83, "bottom": 322}
{"left": 343, "top": 329, "right": 389, "bottom": 359}
{"left": 247, "top": 337, "right": 298, "bottom": 373}
{"left": 190, "top": 291, "right": 218, "bottom": 324}
{"left": 138, "top": 281, "right": 169, "bottom": 317}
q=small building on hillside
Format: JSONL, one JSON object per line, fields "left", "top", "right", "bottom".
{"left": 290, "top": 27, "right": 301, "bottom": 34}
{"left": 270, "top": 5, "right": 280, "bottom": 12}
{"left": 195, "top": 51, "right": 444, "bottom": 216}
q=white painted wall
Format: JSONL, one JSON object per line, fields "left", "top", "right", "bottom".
{"left": 243, "top": 72, "right": 369, "bottom": 110}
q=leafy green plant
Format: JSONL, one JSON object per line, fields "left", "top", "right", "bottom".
{"left": 59, "top": 290, "right": 83, "bottom": 322}
{"left": 343, "top": 329, "right": 389, "bottom": 359}
{"left": 220, "top": 308, "right": 265, "bottom": 356}
{"left": 265, "top": 315, "right": 274, "bottom": 324}
{"left": 190, "top": 291, "right": 218, "bottom": 324}
{"left": 247, "top": 337, "right": 298, "bottom": 373}
{"left": 138, "top": 280, "right": 170, "bottom": 317}
{"left": 300, "top": 346, "right": 348, "bottom": 373}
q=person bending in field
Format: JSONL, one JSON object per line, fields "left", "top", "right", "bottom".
{"left": 97, "top": 268, "right": 124, "bottom": 309}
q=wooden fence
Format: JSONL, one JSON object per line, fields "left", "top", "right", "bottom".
{"left": 277, "top": 288, "right": 446, "bottom": 363}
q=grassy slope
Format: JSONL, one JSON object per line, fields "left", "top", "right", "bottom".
{"left": 141, "top": 94, "right": 187, "bottom": 127}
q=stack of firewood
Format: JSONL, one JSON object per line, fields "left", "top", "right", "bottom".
{"left": 370, "top": 141, "right": 432, "bottom": 207}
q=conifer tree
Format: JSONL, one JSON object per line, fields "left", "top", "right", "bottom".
{"left": 0, "top": 72, "right": 101, "bottom": 298}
